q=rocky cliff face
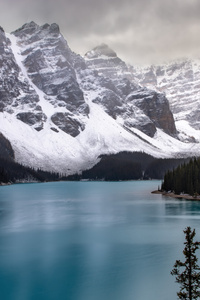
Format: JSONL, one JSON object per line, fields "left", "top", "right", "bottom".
{"left": 3, "top": 22, "right": 89, "bottom": 136}
{"left": 0, "top": 23, "right": 176, "bottom": 139}
{"left": 84, "top": 44, "right": 176, "bottom": 137}
{"left": 13, "top": 22, "right": 88, "bottom": 114}
{"left": 129, "top": 59, "right": 200, "bottom": 142}
{"left": 0, "top": 26, "right": 41, "bottom": 127}
{"left": 124, "top": 90, "right": 176, "bottom": 137}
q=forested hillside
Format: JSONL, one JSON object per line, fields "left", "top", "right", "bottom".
{"left": 0, "top": 157, "right": 62, "bottom": 184}
{"left": 67, "top": 152, "right": 190, "bottom": 181}
{"left": 0, "top": 132, "right": 62, "bottom": 184}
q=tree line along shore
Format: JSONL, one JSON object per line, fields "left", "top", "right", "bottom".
{"left": 158, "top": 157, "right": 200, "bottom": 199}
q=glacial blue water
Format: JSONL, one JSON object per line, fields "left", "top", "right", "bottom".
{"left": 0, "top": 180, "right": 200, "bottom": 300}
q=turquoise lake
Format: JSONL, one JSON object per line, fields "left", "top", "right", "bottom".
{"left": 0, "top": 180, "right": 200, "bottom": 300}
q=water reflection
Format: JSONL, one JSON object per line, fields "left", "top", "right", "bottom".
{"left": 0, "top": 181, "right": 163, "bottom": 232}
{"left": 164, "top": 198, "right": 200, "bottom": 218}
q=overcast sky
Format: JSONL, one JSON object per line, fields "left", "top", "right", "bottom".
{"left": 1, "top": 0, "right": 200, "bottom": 65}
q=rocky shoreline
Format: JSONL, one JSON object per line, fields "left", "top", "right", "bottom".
{"left": 151, "top": 190, "right": 200, "bottom": 200}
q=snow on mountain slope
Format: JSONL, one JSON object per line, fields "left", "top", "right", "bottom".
{"left": 0, "top": 22, "right": 200, "bottom": 174}
{"left": 0, "top": 27, "right": 40, "bottom": 119}
{"left": 129, "top": 59, "right": 200, "bottom": 142}
{"left": 85, "top": 44, "right": 200, "bottom": 145}
{"left": 10, "top": 22, "right": 89, "bottom": 136}
{"left": 84, "top": 44, "right": 177, "bottom": 138}
{"left": 7, "top": 32, "right": 80, "bottom": 133}
{"left": 0, "top": 95, "right": 198, "bottom": 174}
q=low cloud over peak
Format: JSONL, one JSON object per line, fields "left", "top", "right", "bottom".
{"left": 1, "top": 0, "right": 200, "bottom": 65}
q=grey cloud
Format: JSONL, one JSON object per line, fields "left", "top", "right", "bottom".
{"left": 0, "top": 0, "right": 200, "bottom": 64}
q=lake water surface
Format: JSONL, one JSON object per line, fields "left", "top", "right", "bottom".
{"left": 0, "top": 180, "right": 200, "bottom": 300}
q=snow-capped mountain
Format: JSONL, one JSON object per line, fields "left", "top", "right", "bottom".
{"left": 129, "top": 60, "right": 200, "bottom": 143}
{"left": 84, "top": 43, "right": 176, "bottom": 137}
{"left": 0, "top": 22, "right": 200, "bottom": 174}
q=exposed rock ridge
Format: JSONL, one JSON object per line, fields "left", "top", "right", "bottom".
{"left": 129, "top": 59, "right": 200, "bottom": 141}
{"left": 83, "top": 44, "right": 176, "bottom": 137}
{"left": 5, "top": 22, "right": 89, "bottom": 136}
{"left": 0, "top": 28, "right": 44, "bottom": 129}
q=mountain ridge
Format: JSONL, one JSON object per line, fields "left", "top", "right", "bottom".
{"left": 0, "top": 22, "right": 200, "bottom": 175}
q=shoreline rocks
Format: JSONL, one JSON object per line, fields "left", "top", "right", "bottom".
{"left": 152, "top": 190, "right": 200, "bottom": 200}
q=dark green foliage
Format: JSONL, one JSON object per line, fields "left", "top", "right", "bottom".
{"left": 0, "top": 166, "right": 9, "bottom": 183}
{"left": 0, "top": 157, "right": 61, "bottom": 184}
{"left": 81, "top": 152, "right": 143, "bottom": 181}
{"left": 79, "top": 152, "right": 190, "bottom": 181}
{"left": 65, "top": 173, "right": 81, "bottom": 181}
{"left": 171, "top": 227, "right": 200, "bottom": 300}
{"left": 162, "top": 158, "right": 200, "bottom": 195}
{"left": 145, "top": 157, "right": 190, "bottom": 179}
{"left": 0, "top": 133, "right": 15, "bottom": 160}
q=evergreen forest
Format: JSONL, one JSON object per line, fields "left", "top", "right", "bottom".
{"left": 67, "top": 152, "right": 190, "bottom": 181}
{"left": 0, "top": 157, "right": 62, "bottom": 184}
{"left": 162, "top": 158, "right": 200, "bottom": 195}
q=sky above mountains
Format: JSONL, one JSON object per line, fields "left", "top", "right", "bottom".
{"left": 1, "top": 0, "right": 200, "bottom": 65}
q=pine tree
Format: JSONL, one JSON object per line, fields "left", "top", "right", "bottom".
{"left": 171, "top": 227, "right": 200, "bottom": 300}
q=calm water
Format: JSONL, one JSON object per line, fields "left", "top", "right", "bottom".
{"left": 0, "top": 181, "right": 200, "bottom": 300}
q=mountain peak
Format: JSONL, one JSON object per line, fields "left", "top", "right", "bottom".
{"left": 13, "top": 21, "right": 39, "bottom": 33}
{"left": 12, "top": 22, "right": 60, "bottom": 36}
{"left": 85, "top": 43, "right": 117, "bottom": 59}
